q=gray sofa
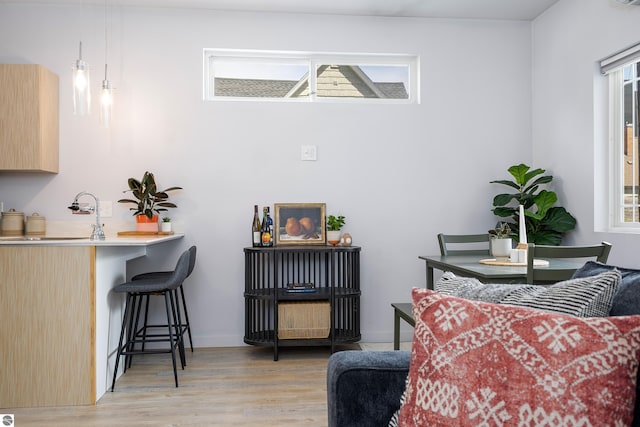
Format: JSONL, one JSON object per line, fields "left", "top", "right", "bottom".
{"left": 327, "top": 350, "right": 409, "bottom": 427}
{"left": 327, "top": 261, "right": 640, "bottom": 427}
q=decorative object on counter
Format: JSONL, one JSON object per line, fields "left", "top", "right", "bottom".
{"left": 161, "top": 217, "right": 172, "bottom": 233}
{"left": 1, "top": 208, "right": 25, "bottom": 236}
{"left": 340, "top": 233, "right": 353, "bottom": 247}
{"left": 274, "top": 203, "right": 326, "bottom": 246}
{"left": 68, "top": 192, "right": 105, "bottom": 240}
{"left": 25, "top": 213, "right": 46, "bottom": 236}
{"left": 326, "top": 214, "right": 346, "bottom": 246}
{"left": 490, "top": 163, "right": 576, "bottom": 245}
{"left": 118, "top": 171, "right": 182, "bottom": 232}
{"left": 488, "top": 222, "right": 512, "bottom": 262}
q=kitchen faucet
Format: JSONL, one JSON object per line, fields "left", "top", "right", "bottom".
{"left": 68, "top": 191, "right": 105, "bottom": 240}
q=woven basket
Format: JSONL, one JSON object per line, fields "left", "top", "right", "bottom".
{"left": 278, "top": 301, "right": 330, "bottom": 339}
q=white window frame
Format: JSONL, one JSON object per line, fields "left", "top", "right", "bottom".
{"left": 602, "top": 43, "right": 640, "bottom": 231}
{"left": 203, "top": 48, "right": 419, "bottom": 104}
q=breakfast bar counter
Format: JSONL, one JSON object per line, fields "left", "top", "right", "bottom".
{"left": 0, "top": 234, "right": 184, "bottom": 408}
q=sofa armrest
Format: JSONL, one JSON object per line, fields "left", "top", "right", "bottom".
{"left": 327, "top": 350, "right": 411, "bottom": 427}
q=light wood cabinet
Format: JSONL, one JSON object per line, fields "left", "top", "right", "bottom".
{"left": 0, "top": 246, "right": 94, "bottom": 407}
{"left": 0, "top": 64, "right": 59, "bottom": 173}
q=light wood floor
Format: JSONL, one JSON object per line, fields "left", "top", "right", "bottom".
{"left": 6, "top": 345, "right": 360, "bottom": 426}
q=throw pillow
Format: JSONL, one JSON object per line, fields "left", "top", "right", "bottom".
{"left": 435, "top": 270, "right": 621, "bottom": 317}
{"left": 500, "top": 270, "right": 621, "bottom": 317}
{"left": 435, "top": 271, "right": 537, "bottom": 304}
{"left": 572, "top": 261, "right": 640, "bottom": 316}
{"left": 396, "top": 288, "right": 640, "bottom": 426}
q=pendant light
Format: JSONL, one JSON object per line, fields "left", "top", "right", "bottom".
{"left": 100, "top": 66, "right": 113, "bottom": 127}
{"left": 100, "top": 0, "right": 113, "bottom": 128}
{"left": 73, "top": 41, "right": 91, "bottom": 115}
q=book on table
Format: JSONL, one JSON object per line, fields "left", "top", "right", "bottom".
{"left": 285, "top": 283, "right": 316, "bottom": 293}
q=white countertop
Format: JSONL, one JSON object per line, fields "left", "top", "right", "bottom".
{"left": 0, "top": 233, "right": 184, "bottom": 246}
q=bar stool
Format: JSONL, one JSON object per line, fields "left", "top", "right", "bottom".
{"left": 131, "top": 245, "right": 196, "bottom": 352}
{"left": 111, "top": 249, "right": 190, "bottom": 391}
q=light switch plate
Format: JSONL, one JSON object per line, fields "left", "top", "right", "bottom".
{"left": 301, "top": 145, "right": 317, "bottom": 161}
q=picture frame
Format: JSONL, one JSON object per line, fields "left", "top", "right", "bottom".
{"left": 274, "top": 203, "right": 326, "bottom": 245}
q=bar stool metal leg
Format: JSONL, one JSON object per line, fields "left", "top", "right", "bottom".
{"left": 164, "top": 291, "right": 178, "bottom": 387}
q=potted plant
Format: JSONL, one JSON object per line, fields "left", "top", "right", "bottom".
{"left": 117, "top": 171, "right": 182, "bottom": 232}
{"left": 161, "top": 217, "right": 172, "bottom": 233}
{"left": 488, "top": 222, "right": 512, "bottom": 261}
{"left": 326, "top": 214, "right": 345, "bottom": 246}
{"left": 490, "top": 163, "right": 576, "bottom": 245}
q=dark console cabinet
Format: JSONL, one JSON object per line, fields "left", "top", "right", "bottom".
{"left": 244, "top": 246, "right": 361, "bottom": 360}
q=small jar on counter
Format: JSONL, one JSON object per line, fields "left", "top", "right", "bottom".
{"left": 26, "top": 213, "right": 46, "bottom": 236}
{"left": 1, "top": 209, "right": 25, "bottom": 236}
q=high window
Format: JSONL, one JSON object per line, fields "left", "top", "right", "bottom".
{"left": 602, "top": 43, "right": 640, "bottom": 229}
{"left": 203, "top": 49, "right": 419, "bottom": 103}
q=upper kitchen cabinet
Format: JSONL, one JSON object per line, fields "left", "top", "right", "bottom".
{"left": 0, "top": 64, "right": 59, "bottom": 173}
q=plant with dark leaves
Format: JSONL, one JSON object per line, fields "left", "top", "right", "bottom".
{"left": 490, "top": 163, "right": 576, "bottom": 245}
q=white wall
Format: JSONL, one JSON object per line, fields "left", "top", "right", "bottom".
{"left": 0, "top": 3, "right": 532, "bottom": 345}
{"left": 532, "top": 0, "right": 640, "bottom": 267}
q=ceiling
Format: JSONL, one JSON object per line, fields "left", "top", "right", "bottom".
{"left": 3, "top": 0, "right": 562, "bottom": 20}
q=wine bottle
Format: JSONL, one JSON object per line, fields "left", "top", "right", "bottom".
{"left": 266, "top": 207, "right": 274, "bottom": 246}
{"left": 261, "top": 206, "right": 272, "bottom": 247}
{"left": 252, "top": 205, "right": 261, "bottom": 247}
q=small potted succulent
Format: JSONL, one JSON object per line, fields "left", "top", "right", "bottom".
{"left": 118, "top": 171, "right": 182, "bottom": 232}
{"left": 488, "top": 222, "right": 513, "bottom": 261}
{"left": 326, "top": 214, "right": 345, "bottom": 246}
{"left": 161, "top": 217, "right": 172, "bottom": 233}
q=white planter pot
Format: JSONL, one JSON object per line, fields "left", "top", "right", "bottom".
{"left": 490, "top": 238, "right": 512, "bottom": 261}
{"left": 161, "top": 222, "right": 172, "bottom": 232}
{"left": 327, "top": 230, "right": 341, "bottom": 246}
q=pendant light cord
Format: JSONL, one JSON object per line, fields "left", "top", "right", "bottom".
{"left": 103, "top": 0, "right": 108, "bottom": 81}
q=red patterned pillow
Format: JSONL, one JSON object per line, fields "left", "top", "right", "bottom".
{"left": 397, "top": 288, "right": 640, "bottom": 426}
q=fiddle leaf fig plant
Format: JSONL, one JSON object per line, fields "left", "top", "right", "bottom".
{"left": 490, "top": 163, "right": 576, "bottom": 245}
{"left": 118, "top": 171, "right": 182, "bottom": 219}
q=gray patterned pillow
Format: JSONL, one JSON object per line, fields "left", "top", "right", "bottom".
{"left": 434, "top": 270, "right": 621, "bottom": 317}
{"left": 435, "top": 271, "right": 538, "bottom": 304}
{"left": 500, "top": 270, "right": 621, "bottom": 317}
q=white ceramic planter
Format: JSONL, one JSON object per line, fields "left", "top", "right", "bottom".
{"left": 327, "top": 230, "right": 341, "bottom": 246}
{"left": 161, "top": 222, "right": 172, "bottom": 233}
{"left": 490, "top": 238, "right": 512, "bottom": 261}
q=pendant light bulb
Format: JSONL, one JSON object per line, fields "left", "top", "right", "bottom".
{"left": 100, "top": 64, "right": 113, "bottom": 128}
{"left": 72, "top": 41, "right": 91, "bottom": 115}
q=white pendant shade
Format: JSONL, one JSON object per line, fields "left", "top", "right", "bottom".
{"left": 100, "top": 79, "right": 113, "bottom": 128}
{"left": 73, "top": 42, "right": 91, "bottom": 115}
